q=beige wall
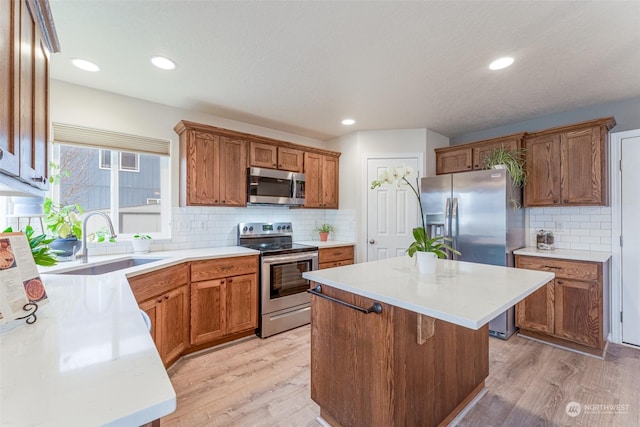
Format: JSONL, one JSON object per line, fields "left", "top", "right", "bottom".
{"left": 50, "top": 80, "right": 327, "bottom": 209}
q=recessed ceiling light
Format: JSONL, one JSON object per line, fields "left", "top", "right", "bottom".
{"left": 71, "top": 58, "right": 100, "bottom": 72}
{"left": 489, "top": 57, "right": 514, "bottom": 71}
{"left": 151, "top": 56, "right": 177, "bottom": 70}
{"left": 342, "top": 119, "right": 356, "bottom": 125}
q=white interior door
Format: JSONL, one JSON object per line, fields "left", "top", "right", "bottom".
{"left": 366, "top": 157, "right": 420, "bottom": 262}
{"left": 622, "top": 134, "right": 640, "bottom": 346}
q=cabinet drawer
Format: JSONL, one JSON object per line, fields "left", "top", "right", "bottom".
{"left": 516, "top": 256, "right": 598, "bottom": 281}
{"left": 191, "top": 255, "right": 259, "bottom": 282}
{"left": 319, "top": 246, "right": 354, "bottom": 264}
{"left": 319, "top": 259, "right": 354, "bottom": 270}
{"left": 128, "top": 264, "right": 189, "bottom": 303}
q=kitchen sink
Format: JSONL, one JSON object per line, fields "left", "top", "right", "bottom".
{"left": 51, "top": 257, "right": 166, "bottom": 276}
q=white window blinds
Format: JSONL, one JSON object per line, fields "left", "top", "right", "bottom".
{"left": 52, "top": 123, "right": 170, "bottom": 156}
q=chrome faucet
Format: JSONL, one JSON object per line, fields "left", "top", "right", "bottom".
{"left": 81, "top": 212, "right": 117, "bottom": 264}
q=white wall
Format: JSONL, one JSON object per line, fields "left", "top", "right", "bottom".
{"left": 327, "top": 128, "right": 449, "bottom": 262}
{"left": 50, "top": 80, "right": 327, "bottom": 209}
{"left": 49, "top": 80, "right": 346, "bottom": 254}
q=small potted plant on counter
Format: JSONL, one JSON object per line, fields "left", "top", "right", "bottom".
{"left": 132, "top": 233, "right": 152, "bottom": 254}
{"left": 315, "top": 224, "right": 334, "bottom": 242}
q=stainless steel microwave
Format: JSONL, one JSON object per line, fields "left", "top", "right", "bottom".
{"left": 247, "top": 167, "right": 306, "bottom": 206}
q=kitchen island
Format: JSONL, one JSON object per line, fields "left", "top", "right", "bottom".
{"left": 303, "top": 255, "right": 554, "bottom": 427}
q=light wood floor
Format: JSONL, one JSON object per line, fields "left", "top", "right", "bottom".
{"left": 162, "top": 326, "right": 640, "bottom": 427}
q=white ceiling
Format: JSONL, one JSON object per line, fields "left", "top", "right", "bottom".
{"left": 48, "top": 1, "right": 640, "bottom": 141}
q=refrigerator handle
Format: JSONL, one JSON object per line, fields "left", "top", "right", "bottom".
{"left": 444, "top": 197, "right": 451, "bottom": 238}
{"left": 451, "top": 197, "right": 459, "bottom": 260}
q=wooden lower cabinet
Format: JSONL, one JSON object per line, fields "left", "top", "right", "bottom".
{"left": 129, "top": 264, "right": 191, "bottom": 367}
{"left": 318, "top": 245, "right": 354, "bottom": 269}
{"left": 311, "top": 285, "right": 488, "bottom": 426}
{"left": 515, "top": 255, "right": 608, "bottom": 353}
{"left": 190, "top": 256, "right": 259, "bottom": 346}
{"left": 139, "top": 285, "right": 190, "bottom": 367}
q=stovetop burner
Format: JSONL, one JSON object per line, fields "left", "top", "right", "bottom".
{"left": 238, "top": 222, "right": 318, "bottom": 256}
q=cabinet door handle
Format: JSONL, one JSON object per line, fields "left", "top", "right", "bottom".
{"left": 164, "top": 295, "right": 169, "bottom": 300}
{"left": 157, "top": 298, "right": 163, "bottom": 303}
{"left": 553, "top": 200, "right": 559, "bottom": 204}
{"left": 557, "top": 280, "right": 563, "bottom": 284}
{"left": 308, "top": 285, "right": 382, "bottom": 314}
{"left": 563, "top": 199, "right": 568, "bottom": 203}
{"left": 543, "top": 265, "right": 562, "bottom": 270}
{"left": 227, "top": 278, "right": 233, "bottom": 283}
{"left": 0, "top": 148, "right": 3, "bottom": 160}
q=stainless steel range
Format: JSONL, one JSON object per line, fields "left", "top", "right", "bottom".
{"left": 238, "top": 222, "right": 318, "bottom": 338}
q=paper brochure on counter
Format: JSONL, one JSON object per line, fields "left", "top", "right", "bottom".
{"left": 0, "top": 232, "right": 49, "bottom": 326}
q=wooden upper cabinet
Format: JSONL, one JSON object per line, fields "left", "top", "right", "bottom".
{"left": 176, "top": 122, "right": 247, "bottom": 207}
{"left": 249, "top": 141, "right": 304, "bottom": 173}
{"left": 304, "top": 152, "right": 339, "bottom": 209}
{"left": 435, "top": 147, "right": 472, "bottom": 174}
{"left": 278, "top": 147, "right": 304, "bottom": 172}
{"left": 181, "top": 130, "right": 219, "bottom": 205}
{"left": 0, "top": 0, "right": 20, "bottom": 177}
{"left": 176, "top": 120, "right": 340, "bottom": 207}
{"left": 219, "top": 136, "right": 247, "bottom": 206}
{"left": 524, "top": 117, "right": 615, "bottom": 207}
{"left": 250, "top": 142, "right": 278, "bottom": 169}
{"left": 1, "top": 0, "right": 55, "bottom": 188}
{"left": 435, "top": 133, "right": 525, "bottom": 175}
{"left": 524, "top": 133, "right": 562, "bottom": 206}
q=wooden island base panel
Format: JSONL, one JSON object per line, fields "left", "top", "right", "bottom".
{"left": 310, "top": 285, "right": 489, "bottom": 427}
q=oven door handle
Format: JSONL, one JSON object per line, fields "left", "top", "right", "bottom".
{"left": 308, "top": 285, "right": 382, "bottom": 314}
{"left": 262, "top": 252, "right": 319, "bottom": 265}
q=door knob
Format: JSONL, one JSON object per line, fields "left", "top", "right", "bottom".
{"left": 369, "top": 239, "right": 375, "bottom": 244}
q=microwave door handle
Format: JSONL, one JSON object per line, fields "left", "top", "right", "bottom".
{"left": 291, "top": 174, "right": 296, "bottom": 199}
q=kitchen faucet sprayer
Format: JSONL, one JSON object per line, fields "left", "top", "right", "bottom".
{"left": 81, "top": 212, "right": 117, "bottom": 264}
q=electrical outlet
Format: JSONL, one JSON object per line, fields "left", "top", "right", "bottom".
{"left": 555, "top": 221, "right": 565, "bottom": 232}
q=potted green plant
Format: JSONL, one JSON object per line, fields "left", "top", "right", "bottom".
{"left": 43, "top": 197, "right": 83, "bottom": 257}
{"left": 482, "top": 146, "right": 527, "bottom": 187}
{"left": 132, "top": 233, "right": 152, "bottom": 254}
{"left": 315, "top": 224, "right": 334, "bottom": 242}
{"left": 371, "top": 166, "right": 460, "bottom": 273}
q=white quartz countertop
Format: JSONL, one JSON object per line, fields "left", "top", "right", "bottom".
{"left": 1, "top": 246, "right": 259, "bottom": 426}
{"left": 295, "top": 240, "right": 355, "bottom": 248}
{"left": 514, "top": 246, "right": 611, "bottom": 263}
{"left": 303, "top": 255, "right": 554, "bottom": 330}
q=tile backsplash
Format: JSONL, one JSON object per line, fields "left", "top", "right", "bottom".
{"left": 526, "top": 206, "right": 612, "bottom": 252}
{"left": 24, "top": 206, "right": 357, "bottom": 257}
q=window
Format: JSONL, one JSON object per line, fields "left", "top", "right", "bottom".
{"left": 51, "top": 123, "right": 170, "bottom": 238}
{"left": 99, "top": 150, "right": 140, "bottom": 172}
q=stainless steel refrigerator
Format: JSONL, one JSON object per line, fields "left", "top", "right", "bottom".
{"left": 420, "top": 168, "right": 525, "bottom": 339}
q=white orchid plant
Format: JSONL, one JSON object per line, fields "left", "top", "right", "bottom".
{"left": 370, "top": 166, "right": 459, "bottom": 259}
